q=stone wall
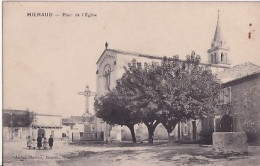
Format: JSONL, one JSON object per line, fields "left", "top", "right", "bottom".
{"left": 229, "top": 75, "right": 260, "bottom": 143}
{"left": 213, "top": 132, "right": 247, "bottom": 153}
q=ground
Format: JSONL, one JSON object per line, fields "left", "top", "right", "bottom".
{"left": 3, "top": 139, "right": 260, "bottom": 166}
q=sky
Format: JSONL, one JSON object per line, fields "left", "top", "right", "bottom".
{"left": 3, "top": 2, "right": 260, "bottom": 118}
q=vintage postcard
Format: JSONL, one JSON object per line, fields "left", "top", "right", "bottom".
{"left": 2, "top": 1, "right": 260, "bottom": 166}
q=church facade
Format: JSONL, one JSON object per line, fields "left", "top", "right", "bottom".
{"left": 95, "top": 11, "right": 260, "bottom": 143}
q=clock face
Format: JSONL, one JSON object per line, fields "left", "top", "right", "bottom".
{"left": 104, "top": 64, "right": 111, "bottom": 90}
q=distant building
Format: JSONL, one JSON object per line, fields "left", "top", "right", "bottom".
{"left": 62, "top": 116, "right": 84, "bottom": 141}
{"left": 31, "top": 114, "right": 62, "bottom": 139}
{"left": 3, "top": 109, "right": 32, "bottom": 140}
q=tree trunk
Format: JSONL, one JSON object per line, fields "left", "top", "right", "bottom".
{"left": 148, "top": 127, "right": 154, "bottom": 144}
{"left": 168, "top": 132, "right": 171, "bottom": 142}
{"left": 145, "top": 121, "right": 160, "bottom": 144}
{"left": 127, "top": 125, "right": 137, "bottom": 143}
{"left": 162, "top": 122, "right": 178, "bottom": 143}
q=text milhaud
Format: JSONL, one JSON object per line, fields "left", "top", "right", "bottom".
{"left": 27, "top": 13, "right": 53, "bottom": 17}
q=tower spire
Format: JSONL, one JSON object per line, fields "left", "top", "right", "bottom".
{"left": 213, "top": 10, "right": 222, "bottom": 43}
{"left": 207, "top": 10, "right": 230, "bottom": 66}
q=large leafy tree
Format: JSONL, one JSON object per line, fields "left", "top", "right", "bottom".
{"left": 117, "top": 52, "right": 221, "bottom": 143}
{"left": 95, "top": 51, "right": 221, "bottom": 144}
{"left": 155, "top": 52, "right": 221, "bottom": 139}
{"left": 94, "top": 90, "right": 142, "bottom": 143}
{"left": 117, "top": 59, "right": 166, "bottom": 144}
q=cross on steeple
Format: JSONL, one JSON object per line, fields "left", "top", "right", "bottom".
{"left": 77, "top": 85, "right": 96, "bottom": 118}
{"left": 218, "top": 9, "right": 220, "bottom": 20}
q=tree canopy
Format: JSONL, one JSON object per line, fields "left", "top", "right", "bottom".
{"left": 95, "top": 90, "right": 142, "bottom": 143}
{"left": 95, "top": 51, "right": 221, "bottom": 143}
{"left": 3, "top": 111, "right": 34, "bottom": 127}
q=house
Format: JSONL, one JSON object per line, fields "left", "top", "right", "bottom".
{"left": 216, "top": 62, "right": 260, "bottom": 143}
{"left": 62, "top": 116, "right": 103, "bottom": 141}
{"left": 31, "top": 113, "right": 63, "bottom": 139}
{"left": 62, "top": 116, "right": 84, "bottom": 141}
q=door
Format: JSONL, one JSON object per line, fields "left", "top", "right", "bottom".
{"left": 38, "top": 129, "right": 45, "bottom": 138}
{"left": 215, "top": 117, "right": 221, "bottom": 132}
{"left": 192, "top": 121, "right": 196, "bottom": 140}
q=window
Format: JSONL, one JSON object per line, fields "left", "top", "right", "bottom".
{"left": 219, "top": 87, "right": 231, "bottom": 104}
{"left": 70, "top": 125, "right": 73, "bottom": 130}
{"left": 104, "top": 64, "right": 111, "bottom": 90}
{"left": 221, "top": 53, "right": 224, "bottom": 62}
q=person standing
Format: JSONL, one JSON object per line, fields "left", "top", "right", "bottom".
{"left": 48, "top": 135, "right": 54, "bottom": 149}
{"left": 27, "top": 136, "right": 32, "bottom": 149}
{"left": 32, "top": 138, "right": 36, "bottom": 149}
{"left": 37, "top": 134, "right": 42, "bottom": 150}
{"left": 43, "top": 137, "right": 48, "bottom": 150}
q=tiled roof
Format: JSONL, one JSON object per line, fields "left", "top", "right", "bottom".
{"left": 217, "top": 62, "right": 260, "bottom": 84}
{"left": 62, "top": 116, "right": 83, "bottom": 124}
{"left": 3, "top": 109, "right": 29, "bottom": 115}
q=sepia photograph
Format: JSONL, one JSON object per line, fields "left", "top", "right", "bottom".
{"left": 2, "top": 1, "right": 260, "bottom": 166}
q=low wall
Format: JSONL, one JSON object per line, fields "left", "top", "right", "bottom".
{"left": 213, "top": 132, "right": 247, "bottom": 153}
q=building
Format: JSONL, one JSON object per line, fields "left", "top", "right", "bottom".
{"left": 3, "top": 109, "right": 32, "bottom": 140}
{"left": 95, "top": 11, "right": 259, "bottom": 143}
{"left": 31, "top": 114, "right": 62, "bottom": 139}
{"left": 3, "top": 109, "right": 63, "bottom": 140}
{"left": 62, "top": 116, "right": 84, "bottom": 141}
{"left": 216, "top": 62, "right": 260, "bottom": 142}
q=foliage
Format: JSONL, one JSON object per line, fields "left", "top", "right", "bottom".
{"left": 94, "top": 90, "right": 142, "bottom": 143}
{"left": 3, "top": 111, "right": 34, "bottom": 127}
{"left": 158, "top": 52, "right": 221, "bottom": 135}
{"left": 95, "top": 51, "right": 221, "bottom": 143}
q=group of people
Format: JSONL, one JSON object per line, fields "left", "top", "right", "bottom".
{"left": 27, "top": 134, "right": 54, "bottom": 150}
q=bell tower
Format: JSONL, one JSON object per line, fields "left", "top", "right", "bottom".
{"left": 208, "top": 10, "right": 230, "bottom": 65}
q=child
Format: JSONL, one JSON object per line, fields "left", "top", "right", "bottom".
{"left": 37, "top": 134, "right": 42, "bottom": 150}
{"left": 27, "top": 136, "right": 32, "bottom": 149}
{"left": 48, "top": 135, "right": 54, "bottom": 149}
{"left": 32, "top": 138, "right": 36, "bottom": 149}
{"left": 43, "top": 137, "right": 48, "bottom": 150}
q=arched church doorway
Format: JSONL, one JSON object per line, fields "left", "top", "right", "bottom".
{"left": 38, "top": 129, "right": 45, "bottom": 138}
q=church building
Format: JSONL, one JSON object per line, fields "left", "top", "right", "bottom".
{"left": 95, "top": 11, "right": 260, "bottom": 143}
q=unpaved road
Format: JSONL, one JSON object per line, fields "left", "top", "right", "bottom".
{"left": 3, "top": 139, "right": 260, "bottom": 166}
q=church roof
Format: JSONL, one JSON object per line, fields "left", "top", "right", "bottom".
{"left": 97, "top": 48, "right": 230, "bottom": 69}
{"left": 96, "top": 48, "right": 162, "bottom": 64}
{"left": 217, "top": 62, "right": 260, "bottom": 84}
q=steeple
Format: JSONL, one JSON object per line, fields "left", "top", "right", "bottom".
{"left": 213, "top": 10, "right": 222, "bottom": 43}
{"left": 207, "top": 10, "right": 230, "bottom": 65}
